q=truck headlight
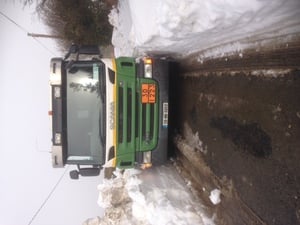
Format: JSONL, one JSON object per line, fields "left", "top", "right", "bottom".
{"left": 144, "top": 58, "right": 152, "bottom": 78}
{"left": 54, "top": 86, "right": 61, "bottom": 98}
{"left": 54, "top": 133, "right": 61, "bottom": 144}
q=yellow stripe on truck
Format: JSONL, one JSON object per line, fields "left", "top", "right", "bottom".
{"left": 112, "top": 59, "right": 117, "bottom": 167}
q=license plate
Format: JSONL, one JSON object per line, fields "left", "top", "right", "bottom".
{"left": 162, "top": 102, "right": 168, "bottom": 127}
{"left": 141, "top": 83, "right": 156, "bottom": 103}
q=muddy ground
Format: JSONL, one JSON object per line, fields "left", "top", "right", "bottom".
{"left": 170, "top": 37, "right": 300, "bottom": 225}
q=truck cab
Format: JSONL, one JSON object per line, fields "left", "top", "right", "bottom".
{"left": 49, "top": 45, "right": 173, "bottom": 179}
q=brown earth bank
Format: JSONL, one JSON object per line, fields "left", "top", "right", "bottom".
{"left": 169, "top": 37, "right": 300, "bottom": 225}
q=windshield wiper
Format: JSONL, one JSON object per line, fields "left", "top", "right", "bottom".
{"left": 98, "top": 73, "right": 106, "bottom": 101}
{"left": 98, "top": 73, "right": 106, "bottom": 146}
{"left": 99, "top": 108, "right": 106, "bottom": 146}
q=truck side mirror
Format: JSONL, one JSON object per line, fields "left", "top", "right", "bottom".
{"left": 69, "top": 170, "right": 80, "bottom": 179}
{"left": 78, "top": 45, "right": 100, "bottom": 56}
{"left": 64, "top": 45, "right": 101, "bottom": 60}
{"left": 69, "top": 165, "right": 101, "bottom": 179}
{"left": 69, "top": 44, "right": 79, "bottom": 54}
{"left": 64, "top": 44, "right": 79, "bottom": 60}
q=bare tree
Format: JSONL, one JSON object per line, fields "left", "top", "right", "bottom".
{"left": 23, "top": 0, "right": 114, "bottom": 50}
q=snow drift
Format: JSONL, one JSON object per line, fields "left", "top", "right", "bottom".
{"left": 109, "top": 0, "right": 300, "bottom": 57}
{"left": 92, "top": 167, "right": 216, "bottom": 225}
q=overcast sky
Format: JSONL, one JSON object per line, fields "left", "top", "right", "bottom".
{"left": 0, "top": 2, "right": 103, "bottom": 225}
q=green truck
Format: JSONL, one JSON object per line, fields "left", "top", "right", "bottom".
{"left": 49, "top": 45, "right": 174, "bottom": 179}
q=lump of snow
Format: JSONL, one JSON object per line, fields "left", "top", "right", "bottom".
{"left": 96, "top": 166, "right": 214, "bottom": 225}
{"left": 209, "top": 189, "right": 221, "bottom": 205}
{"left": 97, "top": 177, "right": 129, "bottom": 208}
{"left": 183, "top": 122, "right": 207, "bottom": 154}
{"left": 82, "top": 217, "right": 101, "bottom": 225}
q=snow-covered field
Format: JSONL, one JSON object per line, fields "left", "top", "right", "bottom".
{"left": 88, "top": 1, "right": 300, "bottom": 224}
{"left": 109, "top": 0, "right": 300, "bottom": 58}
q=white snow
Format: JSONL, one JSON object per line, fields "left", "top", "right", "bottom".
{"left": 94, "top": 166, "right": 215, "bottom": 225}
{"left": 209, "top": 189, "right": 222, "bottom": 205}
{"left": 110, "top": 0, "right": 300, "bottom": 57}
{"left": 183, "top": 122, "right": 208, "bottom": 154}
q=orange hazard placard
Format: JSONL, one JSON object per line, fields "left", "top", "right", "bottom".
{"left": 141, "top": 83, "right": 156, "bottom": 103}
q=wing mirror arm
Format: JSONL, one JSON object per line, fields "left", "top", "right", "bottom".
{"left": 64, "top": 44, "right": 101, "bottom": 60}
{"left": 69, "top": 165, "right": 102, "bottom": 179}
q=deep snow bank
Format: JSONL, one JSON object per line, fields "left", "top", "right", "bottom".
{"left": 89, "top": 166, "right": 216, "bottom": 225}
{"left": 109, "top": 0, "right": 300, "bottom": 57}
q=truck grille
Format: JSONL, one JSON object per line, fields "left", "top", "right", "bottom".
{"left": 118, "top": 85, "right": 133, "bottom": 144}
{"left": 117, "top": 81, "right": 158, "bottom": 151}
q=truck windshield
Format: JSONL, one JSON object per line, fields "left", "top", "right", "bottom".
{"left": 65, "top": 61, "right": 105, "bottom": 165}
